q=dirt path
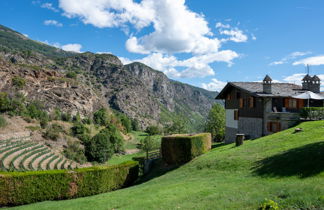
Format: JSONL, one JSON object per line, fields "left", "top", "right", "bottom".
{"left": 125, "top": 149, "right": 140, "bottom": 154}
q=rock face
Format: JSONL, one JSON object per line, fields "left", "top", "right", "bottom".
{"left": 0, "top": 58, "right": 105, "bottom": 116}
{"left": 0, "top": 24, "right": 218, "bottom": 131}
{"left": 60, "top": 55, "right": 217, "bottom": 130}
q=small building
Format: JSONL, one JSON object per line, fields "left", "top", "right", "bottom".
{"left": 216, "top": 75, "right": 323, "bottom": 143}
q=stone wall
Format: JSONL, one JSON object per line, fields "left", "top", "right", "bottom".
{"left": 238, "top": 117, "right": 263, "bottom": 139}
{"left": 225, "top": 126, "right": 238, "bottom": 143}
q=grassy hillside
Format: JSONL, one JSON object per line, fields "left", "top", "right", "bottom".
{"left": 0, "top": 24, "right": 74, "bottom": 58}
{"left": 9, "top": 121, "right": 324, "bottom": 209}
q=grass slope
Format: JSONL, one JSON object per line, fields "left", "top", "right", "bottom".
{"left": 10, "top": 121, "right": 324, "bottom": 209}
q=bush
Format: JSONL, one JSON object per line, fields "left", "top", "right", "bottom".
{"left": 61, "top": 112, "right": 72, "bottom": 122}
{"left": 100, "top": 124, "right": 124, "bottom": 153}
{"left": 63, "top": 140, "right": 87, "bottom": 164}
{"left": 300, "top": 107, "right": 324, "bottom": 120}
{"left": 161, "top": 133, "right": 212, "bottom": 165}
{"left": 93, "top": 108, "right": 110, "bottom": 126}
{"left": 85, "top": 132, "right": 114, "bottom": 163}
{"left": 43, "top": 123, "right": 64, "bottom": 141}
{"left": 0, "top": 115, "right": 7, "bottom": 128}
{"left": 0, "top": 92, "right": 10, "bottom": 112}
{"left": 259, "top": 199, "right": 280, "bottom": 210}
{"left": 12, "top": 76, "right": 26, "bottom": 89}
{"left": 131, "top": 119, "right": 140, "bottom": 131}
{"left": 145, "top": 125, "right": 161, "bottom": 136}
{"left": 65, "top": 71, "right": 77, "bottom": 79}
{"left": 0, "top": 161, "right": 139, "bottom": 206}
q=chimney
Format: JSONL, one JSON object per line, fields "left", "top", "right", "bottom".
{"left": 302, "top": 74, "right": 312, "bottom": 90}
{"left": 263, "top": 75, "right": 272, "bottom": 94}
{"left": 302, "top": 75, "right": 321, "bottom": 93}
{"left": 310, "top": 75, "right": 321, "bottom": 93}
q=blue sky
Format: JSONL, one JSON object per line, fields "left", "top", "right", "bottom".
{"left": 1, "top": 0, "right": 324, "bottom": 91}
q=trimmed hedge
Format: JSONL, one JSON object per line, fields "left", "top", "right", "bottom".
{"left": 0, "top": 161, "right": 139, "bottom": 206}
{"left": 300, "top": 107, "right": 324, "bottom": 120}
{"left": 161, "top": 133, "right": 212, "bottom": 165}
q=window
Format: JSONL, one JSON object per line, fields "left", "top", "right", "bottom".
{"left": 267, "top": 122, "right": 281, "bottom": 133}
{"left": 236, "top": 92, "right": 241, "bottom": 99}
{"left": 284, "top": 98, "right": 299, "bottom": 109}
{"left": 249, "top": 97, "right": 255, "bottom": 108}
{"left": 234, "top": 110, "right": 239, "bottom": 120}
{"left": 227, "top": 94, "right": 232, "bottom": 100}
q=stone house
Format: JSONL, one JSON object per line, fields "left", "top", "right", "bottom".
{"left": 216, "top": 75, "right": 323, "bottom": 143}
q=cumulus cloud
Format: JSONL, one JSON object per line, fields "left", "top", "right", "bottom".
{"left": 201, "top": 78, "right": 227, "bottom": 92}
{"left": 41, "top": 3, "right": 59, "bottom": 12}
{"left": 58, "top": 0, "right": 247, "bottom": 78}
{"left": 216, "top": 22, "right": 248, "bottom": 43}
{"left": 61, "top": 44, "right": 82, "bottom": 52}
{"left": 270, "top": 51, "right": 311, "bottom": 66}
{"left": 293, "top": 55, "right": 324, "bottom": 66}
{"left": 41, "top": 40, "right": 82, "bottom": 53}
{"left": 44, "top": 20, "right": 63, "bottom": 27}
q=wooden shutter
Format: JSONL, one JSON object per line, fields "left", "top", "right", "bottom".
{"left": 277, "top": 122, "right": 281, "bottom": 132}
{"left": 267, "top": 122, "right": 272, "bottom": 132}
{"left": 249, "top": 97, "right": 254, "bottom": 108}
{"left": 297, "top": 99, "right": 304, "bottom": 109}
{"left": 234, "top": 110, "right": 239, "bottom": 120}
{"left": 239, "top": 98, "right": 243, "bottom": 108}
{"left": 284, "top": 98, "right": 289, "bottom": 108}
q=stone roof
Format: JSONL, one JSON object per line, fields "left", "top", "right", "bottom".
{"left": 312, "top": 75, "right": 320, "bottom": 81}
{"left": 216, "top": 82, "right": 305, "bottom": 99}
{"left": 263, "top": 75, "right": 272, "bottom": 82}
{"left": 302, "top": 74, "right": 312, "bottom": 81}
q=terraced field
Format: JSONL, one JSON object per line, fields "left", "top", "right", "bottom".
{"left": 0, "top": 136, "right": 79, "bottom": 171}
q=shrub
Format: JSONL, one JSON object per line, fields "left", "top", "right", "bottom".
{"left": 63, "top": 140, "right": 87, "bottom": 164}
{"left": 300, "top": 107, "right": 324, "bottom": 120}
{"left": 131, "top": 118, "right": 140, "bottom": 131}
{"left": 0, "top": 161, "right": 139, "bottom": 206}
{"left": 100, "top": 124, "right": 124, "bottom": 153}
{"left": 61, "top": 112, "right": 72, "bottom": 122}
{"left": 93, "top": 108, "right": 110, "bottom": 126}
{"left": 161, "top": 133, "right": 212, "bottom": 165}
{"left": 145, "top": 125, "right": 161, "bottom": 136}
{"left": 65, "top": 71, "right": 77, "bottom": 79}
{"left": 43, "top": 123, "right": 64, "bottom": 141}
{"left": 12, "top": 76, "right": 26, "bottom": 88}
{"left": 118, "top": 113, "right": 132, "bottom": 133}
{"left": 0, "top": 115, "right": 7, "bottom": 128}
{"left": 259, "top": 199, "right": 280, "bottom": 210}
{"left": 85, "top": 132, "right": 114, "bottom": 163}
{"left": 0, "top": 92, "right": 10, "bottom": 112}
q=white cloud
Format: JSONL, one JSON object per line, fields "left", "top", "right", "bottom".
{"left": 23, "top": 34, "right": 29, "bottom": 38}
{"left": 293, "top": 55, "right": 324, "bottom": 66}
{"left": 61, "top": 44, "right": 82, "bottom": 52}
{"left": 59, "top": 0, "right": 247, "bottom": 78}
{"left": 41, "top": 3, "right": 59, "bottom": 12}
{"left": 251, "top": 34, "right": 257, "bottom": 40}
{"left": 41, "top": 40, "right": 82, "bottom": 53}
{"left": 219, "top": 28, "right": 248, "bottom": 43}
{"left": 270, "top": 51, "right": 311, "bottom": 66}
{"left": 201, "top": 78, "right": 227, "bottom": 92}
{"left": 122, "top": 51, "right": 239, "bottom": 78}
{"left": 44, "top": 20, "right": 63, "bottom": 27}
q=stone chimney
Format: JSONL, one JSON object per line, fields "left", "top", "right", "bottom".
{"left": 263, "top": 75, "right": 272, "bottom": 94}
{"left": 302, "top": 74, "right": 312, "bottom": 90}
{"left": 310, "top": 75, "right": 321, "bottom": 93}
{"left": 302, "top": 74, "right": 321, "bottom": 93}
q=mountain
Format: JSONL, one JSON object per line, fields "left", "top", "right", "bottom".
{"left": 0, "top": 24, "right": 218, "bottom": 131}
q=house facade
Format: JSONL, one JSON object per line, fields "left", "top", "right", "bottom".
{"left": 216, "top": 75, "right": 323, "bottom": 143}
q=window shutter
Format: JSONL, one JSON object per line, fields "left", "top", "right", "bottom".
{"left": 249, "top": 97, "right": 254, "bottom": 108}
{"left": 239, "top": 98, "right": 243, "bottom": 108}
{"left": 284, "top": 98, "right": 289, "bottom": 108}
{"left": 297, "top": 99, "right": 304, "bottom": 109}
{"left": 267, "top": 122, "right": 272, "bottom": 132}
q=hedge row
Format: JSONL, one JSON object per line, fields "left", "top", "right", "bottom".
{"left": 300, "top": 107, "right": 324, "bottom": 120}
{"left": 161, "top": 133, "right": 212, "bottom": 165}
{"left": 0, "top": 161, "right": 139, "bottom": 206}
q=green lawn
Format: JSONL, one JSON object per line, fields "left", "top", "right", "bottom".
{"left": 9, "top": 121, "right": 324, "bottom": 209}
{"left": 107, "top": 152, "right": 144, "bottom": 165}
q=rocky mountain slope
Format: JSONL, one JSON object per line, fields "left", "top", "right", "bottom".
{"left": 0, "top": 24, "right": 218, "bottom": 131}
